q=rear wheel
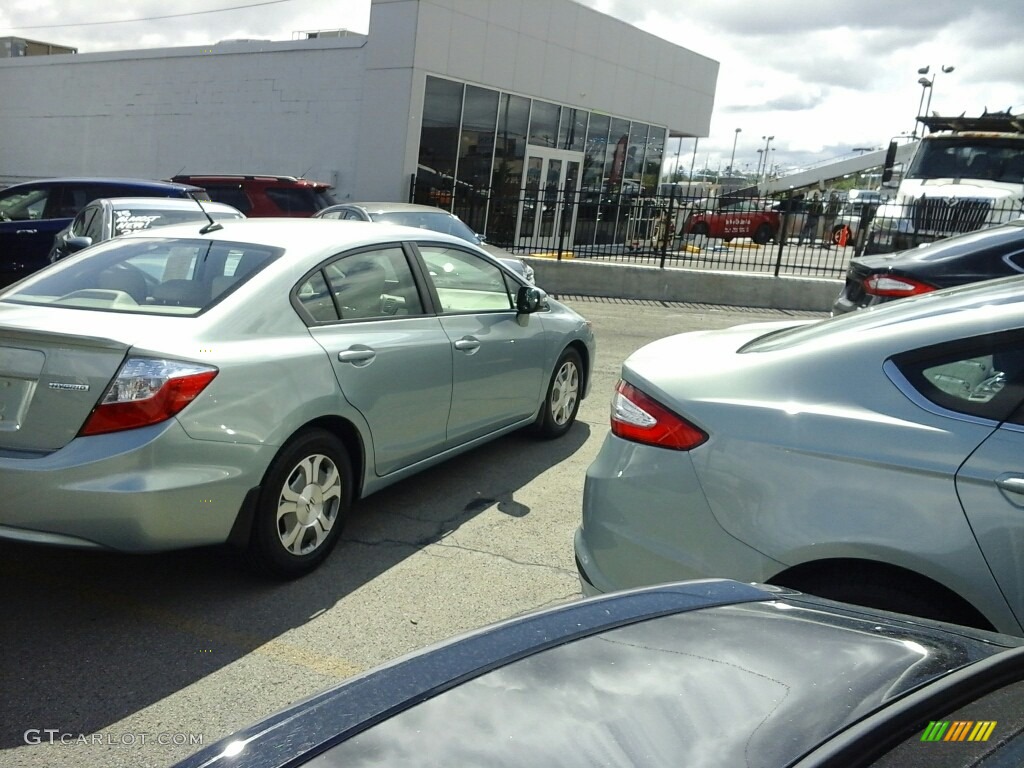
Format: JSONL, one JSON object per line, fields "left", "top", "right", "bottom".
{"left": 248, "top": 429, "right": 353, "bottom": 578}
{"left": 753, "top": 223, "right": 773, "bottom": 245}
{"left": 804, "top": 572, "right": 991, "bottom": 630}
{"left": 535, "top": 348, "right": 582, "bottom": 439}
{"left": 690, "top": 222, "right": 709, "bottom": 237}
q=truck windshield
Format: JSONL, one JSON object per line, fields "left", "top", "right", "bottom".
{"left": 907, "top": 137, "right": 1024, "bottom": 183}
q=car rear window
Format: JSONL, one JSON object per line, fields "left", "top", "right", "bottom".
{"left": 111, "top": 207, "right": 241, "bottom": 236}
{"left": 2, "top": 237, "right": 280, "bottom": 316}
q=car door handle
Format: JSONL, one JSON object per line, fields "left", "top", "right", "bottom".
{"left": 16, "top": 229, "right": 37, "bottom": 235}
{"left": 454, "top": 337, "right": 480, "bottom": 352}
{"left": 338, "top": 348, "right": 376, "bottom": 364}
{"left": 995, "top": 476, "right": 1024, "bottom": 497}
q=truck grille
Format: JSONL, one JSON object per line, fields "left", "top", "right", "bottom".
{"left": 911, "top": 197, "right": 991, "bottom": 234}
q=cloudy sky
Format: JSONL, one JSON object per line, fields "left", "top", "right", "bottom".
{"left": 2, "top": 0, "right": 1022, "bottom": 176}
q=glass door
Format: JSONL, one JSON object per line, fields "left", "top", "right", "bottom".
{"left": 517, "top": 149, "right": 580, "bottom": 252}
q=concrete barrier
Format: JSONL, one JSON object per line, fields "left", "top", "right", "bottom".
{"left": 523, "top": 257, "right": 841, "bottom": 312}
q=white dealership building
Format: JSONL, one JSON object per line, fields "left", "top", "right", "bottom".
{"left": 0, "top": 0, "right": 718, "bottom": 248}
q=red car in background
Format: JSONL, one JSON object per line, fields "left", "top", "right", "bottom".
{"left": 683, "top": 198, "right": 780, "bottom": 244}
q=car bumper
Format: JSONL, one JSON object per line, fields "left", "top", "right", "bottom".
{"left": 0, "top": 419, "right": 273, "bottom": 551}
{"left": 575, "top": 434, "right": 780, "bottom": 595}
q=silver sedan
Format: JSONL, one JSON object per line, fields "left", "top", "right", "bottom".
{"left": 576, "top": 276, "right": 1024, "bottom": 635}
{"left": 0, "top": 218, "right": 594, "bottom": 576}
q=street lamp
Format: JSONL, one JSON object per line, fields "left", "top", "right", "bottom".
{"left": 728, "top": 127, "right": 741, "bottom": 177}
{"left": 760, "top": 135, "right": 774, "bottom": 182}
{"left": 914, "top": 64, "right": 955, "bottom": 136}
{"left": 755, "top": 148, "right": 764, "bottom": 179}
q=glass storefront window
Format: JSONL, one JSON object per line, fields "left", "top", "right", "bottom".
{"left": 457, "top": 85, "right": 499, "bottom": 232}
{"left": 644, "top": 127, "right": 667, "bottom": 196}
{"left": 417, "top": 76, "right": 464, "bottom": 207}
{"left": 488, "top": 93, "right": 530, "bottom": 245}
{"left": 625, "top": 122, "right": 649, "bottom": 194}
{"left": 529, "top": 101, "right": 560, "bottom": 148}
{"left": 558, "top": 108, "right": 588, "bottom": 153}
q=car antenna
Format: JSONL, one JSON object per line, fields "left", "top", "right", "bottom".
{"left": 189, "top": 191, "right": 223, "bottom": 234}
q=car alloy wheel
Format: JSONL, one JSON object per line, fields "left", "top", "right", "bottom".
{"left": 249, "top": 429, "right": 353, "bottom": 577}
{"left": 276, "top": 453, "right": 342, "bottom": 556}
{"left": 535, "top": 348, "right": 582, "bottom": 439}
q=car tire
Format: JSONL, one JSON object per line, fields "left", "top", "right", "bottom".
{"left": 808, "top": 572, "right": 989, "bottom": 629}
{"left": 534, "top": 348, "right": 583, "bottom": 440}
{"left": 832, "top": 225, "right": 850, "bottom": 245}
{"left": 690, "top": 223, "right": 709, "bottom": 237}
{"left": 753, "top": 224, "right": 773, "bottom": 245}
{"left": 248, "top": 429, "right": 353, "bottom": 578}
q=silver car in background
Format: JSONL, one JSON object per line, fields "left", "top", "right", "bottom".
{"left": 0, "top": 218, "right": 593, "bottom": 576}
{"left": 576, "top": 276, "right": 1024, "bottom": 635}
{"left": 314, "top": 202, "right": 536, "bottom": 284}
{"left": 49, "top": 196, "right": 245, "bottom": 262}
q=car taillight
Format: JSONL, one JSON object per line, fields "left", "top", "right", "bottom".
{"left": 80, "top": 358, "right": 218, "bottom": 436}
{"left": 863, "top": 274, "right": 938, "bottom": 297}
{"left": 610, "top": 380, "right": 708, "bottom": 450}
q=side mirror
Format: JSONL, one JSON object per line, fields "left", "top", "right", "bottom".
{"left": 66, "top": 236, "right": 93, "bottom": 253}
{"left": 881, "top": 141, "right": 898, "bottom": 184}
{"left": 516, "top": 285, "right": 542, "bottom": 314}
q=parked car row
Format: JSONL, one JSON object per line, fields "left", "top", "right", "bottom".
{"left": 9, "top": 170, "right": 1024, "bottom": 766}
{"left": 0, "top": 175, "right": 538, "bottom": 293}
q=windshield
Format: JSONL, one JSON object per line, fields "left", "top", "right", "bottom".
{"left": 2, "top": 237, "right": 281, "bottom": 315}
{"left": 372, "top": 211, "right": 481, "bottom": 244}
{"left": 907, "top": 137, "right": 1024, "bottom": 183}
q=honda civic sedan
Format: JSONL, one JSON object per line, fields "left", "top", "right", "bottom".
{"left": 576, "top": 276, "right": 1024, "bottom": 635}
{"left": 0, "top": 218, "right": 593, "bottom": 576}
{"left": 173, "top": 579, "right": 1024, "bottom": 768}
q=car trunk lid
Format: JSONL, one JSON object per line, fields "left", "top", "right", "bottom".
{"left": 0, "top": 325, "right": 129, "bottom": 452}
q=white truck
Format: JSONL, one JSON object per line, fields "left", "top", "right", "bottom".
{"left": 866, "top": 110, "right": 1024, "bottom": 254}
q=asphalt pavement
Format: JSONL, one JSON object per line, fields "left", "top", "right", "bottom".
{"left": 0, "top": 297, "right": 825, "bottom": 768}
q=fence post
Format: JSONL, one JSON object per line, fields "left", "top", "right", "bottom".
{"left": 408, "top": 174, "right": 416, "bottom": 203}
{"left": 773, "top": 192, "right": 792, "bottom": 277}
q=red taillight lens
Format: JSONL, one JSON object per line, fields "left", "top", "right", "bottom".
{"left": 80, "top": 358, "right": 218, "bottom": 436}
{"left": 863, "top": 274, "right": 937, "bottom": 297}
{"left": 610, "top": 380, "right": 708, "bottom": 450}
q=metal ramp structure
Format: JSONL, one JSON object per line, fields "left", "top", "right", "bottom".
{"left": 758, "top": 141, "right": 919, "bottom": 196}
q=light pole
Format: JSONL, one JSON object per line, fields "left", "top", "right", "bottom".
{"left": 914, "top": 65, "right": 955, "bottom": 136}
{"left": 760, "top": 135, "right": 774, "bottom": 182}
{"left": 728, "top": 127, "right": 741, "bottom": 178}
{"left": 756, "top": 148, "right": 764, "bottom": 179}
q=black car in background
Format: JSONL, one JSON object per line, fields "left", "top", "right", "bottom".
{"left": 0, "top": 177, "right": 208, "bottom": 287}
{"left": 173, "top": 579, "right": 1024, "bottom": 768}
{"left": 833, "top": 218, "right": 1024, "bottom": 314}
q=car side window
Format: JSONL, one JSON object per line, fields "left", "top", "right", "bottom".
{"left": 318, "top": 210, "right": 343, "bottom": 220}
{"left": 418, "top": 244, "right": 513, "bottom": 313}
{"left": 296, "top": 271, "right": 338, "bottom": 322}
{"left": 69, "top": 207, "right": 95, "bottom": 237}
{"left": 83, "top": 208, "right": 105, "bottom": 241}
{"left": 303, "top": 246, "right": 423, "bottom": 322}
{"left": 0, "top": 186, "right": 49, "bottom": 220}
{"left": 893, "top": 332, "right": 1024, "bottom": 422}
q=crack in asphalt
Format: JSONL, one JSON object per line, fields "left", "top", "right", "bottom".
{"left": 342, "top": 534, "right": 577, "bottom": 579}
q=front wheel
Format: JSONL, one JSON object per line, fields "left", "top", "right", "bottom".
{"left": 248, "top": 429, "right": 353, "bottom": 578}
{"left": 535, "top": 348, "right": 583, "bottom": 439}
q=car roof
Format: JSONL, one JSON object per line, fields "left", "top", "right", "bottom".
{"left": 325, "top": 202, "right": 458, "bottom": 215}
{"left": 96, "top": 197, "right": 242, "bottom": 214}
{"left": 170, "top": 174, "right": 331, "bottom": 188}
{"left": 5, "top": 177, "right": 205, "bottom": 192}
{"left": 742, "top": 273, "right": 1024, "bottom": 354}
{"left": 119, "top": 216, "right": 479, "bottom": 257}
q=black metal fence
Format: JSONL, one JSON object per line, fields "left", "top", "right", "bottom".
{"left": 410, "top": 175, "right": 1024, "bottom": 280}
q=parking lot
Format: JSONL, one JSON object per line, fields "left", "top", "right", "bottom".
{"left": 0, "top": 297, "right": 824, "bottom": 768}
